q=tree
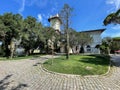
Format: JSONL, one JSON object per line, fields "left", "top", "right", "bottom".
{"left": 103, "top": 9, "right": 120, "bottom": 25}
{"left": 1, "top": 13, "right": 23, "bottom": 58}
{"left": 110, "top": 37, "right": 120, "bottom": 53}
{"left": 43, "top": 27, "right": 60, "bottom": 54}
{"left": 0, "top": 15, "right": 7, "bottom": 56}
{"left": 21, "top": 16, "right": 44, "bottom": 56}
{"left": 33, "top": 22, "right": 45, "bottom": 53}
{"left": 0, "top": 13, "right": 50, "bottom": 58}
{"left": 100, "top": 37, "right": 112, "bottom": 54}
{"left": 0, "top": 16, "right": 6, "bottom": 40}
{"left": 43, "top": 27, "right": 60, "bottom": 65}
{"left": 59, "top": 4, "right": 73, "bottom": 59}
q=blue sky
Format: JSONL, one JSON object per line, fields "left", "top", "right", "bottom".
{"left": 0, "top": 0, "right": 120, "bottom": 38}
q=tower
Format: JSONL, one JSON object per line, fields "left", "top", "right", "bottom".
{"left": 48, "top": 14, "right": 62, "bottom": 32}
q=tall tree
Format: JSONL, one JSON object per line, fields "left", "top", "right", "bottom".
{"left": 59, "top": 4, "right": 73, "bottom": 59}
{"left": 1, "top": 13, "right": 23, "bottom": 58}
{"left": 0, "top": 15, "right": 6, "bottom": 40}
{"left": 103, "top": 9, "right": 120, "bottom": 25}
{"left": 21, "top": 16, "right": 44, "bottom": 55}
{"left": 43, "top": 27, "right": 60, "bottom": 65}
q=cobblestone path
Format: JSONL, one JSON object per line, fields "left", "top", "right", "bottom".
{"left": 0, "top": 55, "right": 120, "bottom": 90}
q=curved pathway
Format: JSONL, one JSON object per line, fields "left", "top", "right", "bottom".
{"left": 0, "top": 55, "right": 120, "bottom": 90}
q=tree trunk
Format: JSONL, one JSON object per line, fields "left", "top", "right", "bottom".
{"left": 107, "top": 47, "right": 110, "bottom": 55}
{"left": 31, "top": 49, "right": 34, "bottom": 54}
{"left": 72, "top": 48, "right": 75, "bottom": 54}
{"left": 5, "top": 45, "right": 10, "bottom": 58}
{"left": 66, "top": 15, "right": 69, "bottom": 59}
{"left": 10, "top": 40, "right": 15, "bottom": 59}
{"left": 25, "top": 50, "right": 30, "bottom": 56}
{"left": 51, "top": 48, "right": 54, "bottom": 65}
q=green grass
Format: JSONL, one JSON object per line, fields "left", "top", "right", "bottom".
{"left": 43, "top": 54, "right": 110, "bottom": 76}
{"left": 0, "top": 54, "right": 43, "bottom": 61}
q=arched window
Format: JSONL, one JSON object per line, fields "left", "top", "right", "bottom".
{"left": 87, "top": 45, "right": 91, "bottom": 52}
{"left": 95, "top": 44, "right": 100, "bottom": 48}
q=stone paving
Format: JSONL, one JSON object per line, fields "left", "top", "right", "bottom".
{"left": 0, "top": 55, "right": 120, "bottom": 90}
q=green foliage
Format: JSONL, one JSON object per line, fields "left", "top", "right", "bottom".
{"left": 79, "top": 32, "right": 93, "bottom": 46}
{"left": 0, "top": 12, "right": 63, "bottom": 58}
{"left": 110, "top": 37, "right": 120, "bottom": 52}
{"left": 43, "top": 55, "right": 110, "bottom": 76}
{"left": 69, "top": 28, "right": 79, "bottom": 47}
{"left": 43, "top": 27, "right": 60, "bottom": 53}
{"left": 113, "top": 37, "right": 120, "bottom": 40}
{"left": 0, "top": 12, "right": 60, "bottom": 57}
{"left": 103, "top": 9, "right": 120, "bottom": 25}
{"left": 0, "top": 13, "right": 23, "bottom": 58}
{"left": 101, "top": 37, "right": 120, "bottom": 54}
{"left": 21, "top": 16, "right": 40, "bottom": 55}
{"left": 68, "top": 28, "right": 93, "bottom": 53}
{"left": 100, "top": 37, "right": 112, "bottom": 54}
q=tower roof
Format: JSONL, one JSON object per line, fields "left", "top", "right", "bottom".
{"left": 48, "top": 14, "right": 62, "bottom": 24}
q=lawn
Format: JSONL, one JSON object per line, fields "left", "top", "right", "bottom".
{"left": 43, "top": 54, "right": 110, "bottom": 76}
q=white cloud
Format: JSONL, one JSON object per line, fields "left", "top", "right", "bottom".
{"left": 37, "top": 14, "right": 43, "bottom": 22}
{"left": 15, "top": 0, "right": 58, "bottom": 15}
{"left": 15, "top": 0, "right": 49, "bottom": 14}
{"left": 106, "top": 0, "right": 114, "bottom": 4}
{"left": 26, "top": 0, "right": 48, "bottom": 8}
{"left": 106, "top": 0, "right": 120, "bottom": 11}
{"left": 18, "top": 0, "right": 26, "bottom": 14}
{"left": 111, "top": 24, "right": 120, "bottom": 30}
{"left": 37, "top": 13, "right": 49, "bottom": 26}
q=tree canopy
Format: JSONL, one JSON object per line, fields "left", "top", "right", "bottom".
{"left": 103, "top": 9, "right": 120, "bottom": 25}
{"left": 0, "top": 12, "right": 60, "bottom": 58}
{"left": 100, "top": 37, "right": 120, "bottom": 54}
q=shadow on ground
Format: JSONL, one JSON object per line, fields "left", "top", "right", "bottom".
{"left": 33, "top": 62, "right": 41, "bottom": 66}
{"left": 111, "top": 55, "right": 120, "bottom": 67}
{"left": 80, "top": 55, "right": 110, "bottom": 66}
{"left": 0, "top": 74, "right": 13, "bottom": 90}
{"left": 0, "top": 74, "right": 28, "bottom": 90}
{"left": 30, "top": 57, "right": 49, "bottom": 61}
{"left": 12, "top": 83, "right": 28, "bottom": 90}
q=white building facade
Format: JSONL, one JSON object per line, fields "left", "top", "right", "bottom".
{"left": 81, "top": 29, "right": 105, "bottom": 54}
{"left": 48, "top": 14, "right": 105, "bottom": 54}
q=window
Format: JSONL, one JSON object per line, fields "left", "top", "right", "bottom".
{"left": 87, "top": 45, "right": 91, "bottom": 52}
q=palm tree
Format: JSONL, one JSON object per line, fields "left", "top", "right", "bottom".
{"left": 103, "top": 9, "right": 120, "bottom": 25}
